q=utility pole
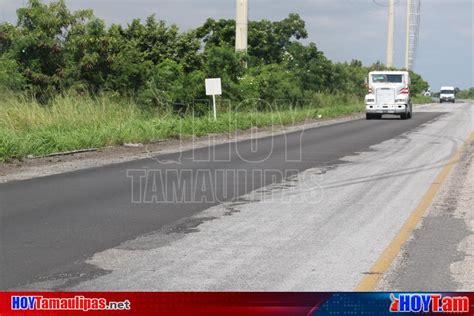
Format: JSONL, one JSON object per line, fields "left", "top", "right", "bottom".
{"left": 235, "top": 0, "right": 248, "bottom": 52}
{"left": 405, "top": 0, "right": 412, "bottom": 70}
{"left": 386, "top": 0, "right": 395, "bottom": 68}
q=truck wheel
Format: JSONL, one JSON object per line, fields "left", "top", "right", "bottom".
{"left": 400, "top": 113, "right": 408, "bottom": 120}
{"left": 366, "top": 113, "right": 372, "bottom": 120}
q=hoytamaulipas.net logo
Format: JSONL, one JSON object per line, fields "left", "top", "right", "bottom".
{"left": 390, "top": 293, "right": 469, "bottom": 313}
{"left": 11, "top": 295, "right": 131, "bottom": 312}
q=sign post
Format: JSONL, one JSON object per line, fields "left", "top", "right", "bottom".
{"left": 205, "top": 78, "right": 222, "bottom": 121}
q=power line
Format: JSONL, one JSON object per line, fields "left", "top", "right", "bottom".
{"left": 372, "top": 0, "right": 401, "bottom": 7}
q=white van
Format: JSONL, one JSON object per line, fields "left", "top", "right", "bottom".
{"left": 365, "top": 71, "right": 412, "bottom": 120}
{"left": 439, "top": 86, "right": 455, "bottom": 103}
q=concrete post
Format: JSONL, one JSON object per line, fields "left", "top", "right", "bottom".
{"left": 405, "top": 0, "right": 412, "bottom": 70}
{"left": 386, "top": 0, "right": 395, "bottom": 68}
{"left": 235, "top": 0, "right": 248, "bottom": 52}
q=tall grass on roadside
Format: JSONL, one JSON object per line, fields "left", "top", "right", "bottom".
{"left": 0, "top": 92, "right": 363, "bottom": 162}
{"left": 412, "top": 95, "right": 433, "bottom": 104}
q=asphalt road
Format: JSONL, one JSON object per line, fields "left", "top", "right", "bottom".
{"left": 378, "top": 131, "right": 473, "bottom": 291}
{"left": 0, "top": 104, "right": 471, "bottom": 290}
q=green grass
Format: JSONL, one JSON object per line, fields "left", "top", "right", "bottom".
{"left": 412, "top": 95, "right": 433, "bottom": 104}
{"left": 0, "top": 93, "right": 363, "bottom": 162}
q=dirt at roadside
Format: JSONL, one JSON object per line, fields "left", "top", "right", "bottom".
{"left": 450, "top": 143, "right": 474, "bottom": 290}
{"left": 0, "top": 113, "right": 364, "bottom": 183}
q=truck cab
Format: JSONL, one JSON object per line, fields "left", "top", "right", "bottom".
{"left": 365, "top": 71, "right": 412, "bottom": 120}
{"left": 439, "top": 86, "right": 456, "bottom": 103}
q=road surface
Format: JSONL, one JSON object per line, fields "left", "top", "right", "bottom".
{"left": 378, "top": 130, "right": 473, "bottom": 291}
{"left": 0, "top": 103, "right": 472, "bottom": 290}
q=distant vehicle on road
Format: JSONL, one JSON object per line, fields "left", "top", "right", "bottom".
{"left": 439, "top": 86, "right": 456, "bottom": 103}
{"left": 365, "top": 71, "right": 412, "bottom": 120}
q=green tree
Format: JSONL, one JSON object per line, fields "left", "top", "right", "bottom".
{"left": 197, "top": 14, "right": 308, "bottom": 65}
{"left": 248, "top": 13, "right": 307, "bottom": 64}
{"left": 138, "top": 59, "right": 184, "bottom": 107}
{"left": 284, "top": 42, "right": 332, "bottom": 93}
{"left": 196, "top": 18, "right": 235, "bottom": 48}
{"left": 1, "top": 0, "right": 434, "bottom": 108}
{"left": 104, "top": 25, "right": 153, "bottom": 94}
{"left": 204, "top": 45, "right": 244, "bottom": 100}
{"left": 0, "top": 22, "right": 18, "bottom": 55}
{"left": 0, "top": 55, "right": 26, "bottom": 90}
{"left": 64, "top": 17, "right": 113, "bottom": 92}
{"left": 10, "top": 0, "right": 91, "bottom": 98}
{"left": 248, "top": 63, "right": 303, "bottom": 105}
{"left": 409, "top": 71, "right": 429, "bottom": 95}
{"left": 457, "top": 88, "right": 474, "bottom": 99}
{"left": 125, "top": 16, "right": 202, "bottom": 72}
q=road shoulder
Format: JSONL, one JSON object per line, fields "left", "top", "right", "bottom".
{"left": 378, "top": 137, "right": 473, "bottom": 291}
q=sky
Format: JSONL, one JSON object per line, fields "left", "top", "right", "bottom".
{"left": 1, "top": 0, "right": 473, "bottom": 90}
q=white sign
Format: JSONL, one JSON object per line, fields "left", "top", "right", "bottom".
{"left": 205, "top": 78, "right": 222, "bottom": 120}
{"left": 205, "top": 78, "right": 222, "bottom": 96}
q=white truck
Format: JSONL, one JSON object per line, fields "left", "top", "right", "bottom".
{"left": 364, "top": 71, "right": 412, "bottom": 120}
{"left": 439, "top": 86, "right": 456, "bottom": 103}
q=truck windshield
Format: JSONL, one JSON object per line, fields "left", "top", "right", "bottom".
{"left": 372, "top": 74, "right": 403, "bottom": 83}
{"left": 441, "top": 90, "right": 454, "bottom": 94}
